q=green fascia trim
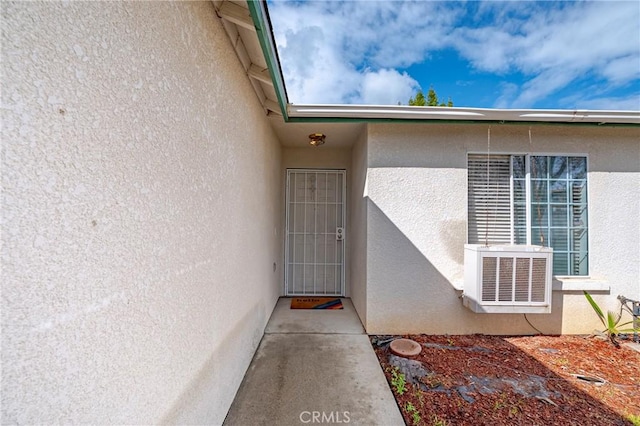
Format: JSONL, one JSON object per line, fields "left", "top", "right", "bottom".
{"left": 285, "top": 116, "right": 640, "bottom": 127}
{"left": 247, "top": 1, "right": 289, "bottom": 120}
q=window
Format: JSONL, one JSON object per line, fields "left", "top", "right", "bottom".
{"left": 468, "top": 154, "right": 588, "bottom": 276}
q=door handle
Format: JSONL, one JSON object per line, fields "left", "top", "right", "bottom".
{"left": 336, "top": 227, "right": 344, "bottom": 241}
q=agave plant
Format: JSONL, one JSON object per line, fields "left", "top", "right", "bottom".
{"left": 583, "top": 291, "right": 639, "bottom": 347}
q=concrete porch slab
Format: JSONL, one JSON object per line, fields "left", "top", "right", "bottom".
{"left": 625, "top": 341, "right": 640, "bottom": 353}
{"left": 223, "top": 333, "right": 403, "bottom": 425}
{"left": 264, "top": 297, "right": 365, "bottom": 334}
{"left": 223, "top": 298, "right": 404, "bottom": 426}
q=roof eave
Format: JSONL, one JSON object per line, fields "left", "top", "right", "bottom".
{"left": 288, "top": 104, "right": 640, "bottom": 125}
{"left": 246, "top": 0, "right": 289, "bottom": 120}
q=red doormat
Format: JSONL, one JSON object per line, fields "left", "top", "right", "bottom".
{"left": 290, "top": 297, "right": 343, "bottom": 310}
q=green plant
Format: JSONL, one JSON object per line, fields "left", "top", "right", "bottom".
{"left": 584, "top": 291, "right": 639, "bottom": 347}
{"left": 415, "top": 385, "right": 425, "bottom": 408}
{"left": 627, "top": 414, "right": 640, "bottom": 426}
{"left": 493, "top": 392, "right": 507, "bottom": 410}
{"left": 390, "top": 367, "right": 407, "bottom": 395}
{"left": 431, "top": 414, "right": 449, "bottom": 426}
{"left": 404, "top": 401, "right": 421, "bottom": 425}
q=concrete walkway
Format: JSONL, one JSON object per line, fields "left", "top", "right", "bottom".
{"left": 224, "top": 298, "right": 404, "bottom": 426}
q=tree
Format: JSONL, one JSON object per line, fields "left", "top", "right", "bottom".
{"left": 408, "top": 86, "right": 453, "bottom": 107}
{"left": 408, "top": 90, "right": 426, "bottom": 106}
{"left": 427, "top": 86, "right": 438, "bottom": 106}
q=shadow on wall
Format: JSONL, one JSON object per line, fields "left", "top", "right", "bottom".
{"left": 161, "top": 298, "right": 274, "bottom": 425}
{"left": 365, "top": 199, "right": 565, "bottom": 335}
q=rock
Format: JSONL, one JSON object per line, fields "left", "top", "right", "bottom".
{"left": 388, "top": 354, "right": 430, "bottom": 384}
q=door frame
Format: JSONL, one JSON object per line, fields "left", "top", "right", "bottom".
{"left": 284, "top": 168, "right": 346, "bottom": 296}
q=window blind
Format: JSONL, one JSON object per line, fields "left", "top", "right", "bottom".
{"left": 468, "top": 154, "right": 512, "bottom": 244}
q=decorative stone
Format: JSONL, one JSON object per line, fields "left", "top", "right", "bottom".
{"left": 390, "top": 338, "right": 422, "bottom": 357}
{"left": 388, "top": 355, "right": 430, "bottom": 384}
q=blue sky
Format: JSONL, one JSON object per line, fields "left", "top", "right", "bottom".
{"left": 266, "top": 0, "right": 640, "bottom": 110}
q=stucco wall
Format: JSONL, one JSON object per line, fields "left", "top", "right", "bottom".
{"left": 349, "top": 129, "right": 369, "bottom": 325}
{"left": 2, "top": 2, "right": 281, "bottom": 424}
{"left": 364, "top": 123, "right": 639, "bottom": 335}
{"left": 282, "top": 146, "right": 352, "bottom": 171}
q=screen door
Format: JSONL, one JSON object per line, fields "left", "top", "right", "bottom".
{"left": 285, "top": 169, "right": 346, "bottom": 296}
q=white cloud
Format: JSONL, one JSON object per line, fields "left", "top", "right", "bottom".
{"left": 277, "top": 24, "right": 361, "bottom": 104}
{"left": 511, "top": 69, "right": 577, "bottom": 109}
{"left": 602, "top": 56, "right": 640, "bottom": 84}
{"left": 561, "top": 93, "right": 640, "bottom": 111}
{"left": 448, "top": 1, "right": 640, "bottom": 108}
{"left": 578, "top": 95, "right": 640, "bottom": 111}
{"left": 493, "top": 82, "right": 519, "bottom": 109}
{"left": 358, "top": 69, "right": 420, "bottom": 105}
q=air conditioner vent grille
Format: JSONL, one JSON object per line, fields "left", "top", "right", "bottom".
{"left": 531, "top": 258, "right": 547, "bottom": 302}
{"left": 482, "top": 257, "right": 497, "bottom": 301}
{"left": 464, "top": 245, "right": 553, "bottom": 314}
{"left": 481, "top": 256, "right": 548, "bottom": 303}
{"left": 498, "top": 257, "right": 514, "bottom": 301}
{"left": 514, "top": 257, "right": 530, "bottom": 302}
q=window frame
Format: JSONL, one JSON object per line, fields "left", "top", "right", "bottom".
{"left": 466, "top": 151, "right": 590, "bottom": 278}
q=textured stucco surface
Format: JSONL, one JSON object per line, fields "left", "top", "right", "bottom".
{"left": 2, "top": 1, "right": 281, "bottom": 424}
{"left": 282, "top": 146, "right": 352, "bottom": 171}
{"left": 349, "top": 129, "right": 369, "bottom": 325}
{"left": 362, "top": 123, "right": 639, "bottom": 335}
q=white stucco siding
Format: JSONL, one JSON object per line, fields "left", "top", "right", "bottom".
{"left": 349, "top": 128, "right": 369, "bottom": 325}
{"left": 2, "top": 2, "right": 281, "bottom": 424}
{"left": 364, "top": 123, "right": 639, "bottom": 334}
{"left": 282, "top": 147, "right": 352, "bottom": 170}
{"left": 586, "top": 136, "right": 640, "bottom": 299}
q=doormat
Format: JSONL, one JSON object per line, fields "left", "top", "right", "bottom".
{"left": 290, "top": 297, "right": 343, "bottom": 310}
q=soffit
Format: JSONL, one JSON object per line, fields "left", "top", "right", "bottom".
{"left": 268, "top": 115, "right": 364, "bottom": 148}
{"left": 213, "top": 0, "right": 281, "bottom": 116}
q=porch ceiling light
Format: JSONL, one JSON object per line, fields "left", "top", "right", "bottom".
{"left": 308, "top": 133, "right": 326, "bottom": 147}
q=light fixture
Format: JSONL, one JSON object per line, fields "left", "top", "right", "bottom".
{"left": 308, "top": 133, "right": 326, "bottom": 147}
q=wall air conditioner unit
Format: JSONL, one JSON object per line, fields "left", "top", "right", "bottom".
{"left": 463, "top": 244, "right": 553, "bottom": 314}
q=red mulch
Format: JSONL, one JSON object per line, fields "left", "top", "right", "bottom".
{"left": 373, "top": 334, "right": 640, "bottom": 426}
